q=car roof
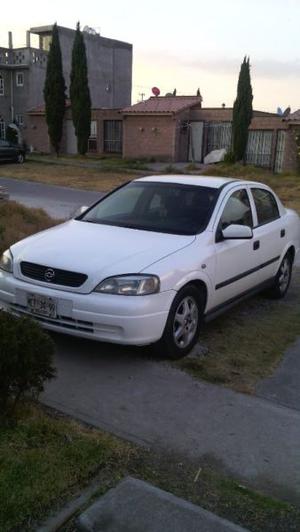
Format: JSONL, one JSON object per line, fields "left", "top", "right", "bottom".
{"left": 136, "top": 175, "right": 235, "bottom": 189}
{"left": 136, "top": 174, "right": 266, "bottom": 189}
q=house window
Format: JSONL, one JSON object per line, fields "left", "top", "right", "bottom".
{"left": 16, "top": 114, "right": 24, "bottom": 127}
{"left": 103, "top": 120, "right": 123, "bottom": 153}
{"left": 0, "top": 118, "right": 5, "bottom": 139}
{"left": 16, "top": 72, "right": 24, "bottom": 87}
{"left": 0, "top": 74, "right": 4, "bottom": 96}
{"left": 88, "top": 120, "right": 98, "bottom": 152}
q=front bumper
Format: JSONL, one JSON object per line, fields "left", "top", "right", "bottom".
{"left": 0, "top": 271, "right": 176, "bottom": 346}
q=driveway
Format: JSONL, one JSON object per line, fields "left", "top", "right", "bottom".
{"left": 0, "top": 177, "right": 102, "bottom": 219}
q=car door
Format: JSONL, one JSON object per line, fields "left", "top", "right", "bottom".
{"left": 249, "top": 186, "right": 285, "bottom": 282}
{"left": 211, "top": 186, "right": 260, "bottom": 308}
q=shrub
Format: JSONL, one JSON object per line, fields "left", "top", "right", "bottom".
{"left": 0, "top": 311, "right": 56, "bottom": 421}
{"left": 223, "top": 151, "right": 236, "bottom": 164}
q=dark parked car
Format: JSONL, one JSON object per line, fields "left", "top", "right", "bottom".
{"left": 0, "top": 140, "right": 25, "bottom": 164}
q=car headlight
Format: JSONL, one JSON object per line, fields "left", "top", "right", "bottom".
{"left": 0, "top": 249, "right": 13, "bottom": 273}
{"left": 94, "top": 274, "right": 160, "bottom": 296}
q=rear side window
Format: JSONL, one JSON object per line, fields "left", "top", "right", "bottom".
{"left": 252, "top": 188, "right": 280, "bottom": 225}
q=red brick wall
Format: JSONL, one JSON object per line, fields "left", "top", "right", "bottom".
{"left": 123, "top": 115, "right": 177, "bottom": 160}
{"left": 282, "top": 126, "right": 298, "bottom": 173}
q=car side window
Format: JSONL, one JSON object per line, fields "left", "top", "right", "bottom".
{"left": 218, "top": 189, "right": 253, "bottom": 233}
{"left": 251, "top": 188, "right": 280, "bottom": 225}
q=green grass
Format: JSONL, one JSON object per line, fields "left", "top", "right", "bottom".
{"left": 0, "top": 404, "right": 132, "bottom": 531}
{"left": 176, "top": 270, "right": 300, "bottom": 393}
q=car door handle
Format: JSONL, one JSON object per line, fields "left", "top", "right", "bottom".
{"left": 280, "top": 229, "right": 285, "bottom": 238}
{"left": 253, "top": 240, "right": 260, "bottom": 250}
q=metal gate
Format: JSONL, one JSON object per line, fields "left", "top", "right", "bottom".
{"left": 246, "top": 130, "right": 273, "bottom": 168}
{"left": 205, "top": 122, "right": 232, "bottom": 155}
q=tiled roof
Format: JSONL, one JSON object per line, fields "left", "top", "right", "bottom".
{"left": 123, "top": 96, "right": 202, "bottom": 114}
{"left": 28, "top": 99, "right": 71, "bottom": 115}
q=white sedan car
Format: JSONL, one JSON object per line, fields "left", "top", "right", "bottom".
{"left": 0, "top": 176, "right": 299, "bottom": 358}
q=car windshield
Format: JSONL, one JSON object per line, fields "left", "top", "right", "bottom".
{"left": 80, "top": 181, "right": 218, "bottom": 235}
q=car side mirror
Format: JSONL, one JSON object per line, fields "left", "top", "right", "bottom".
{"left": 73, "top": 205, "right": 89, "bottom": 218}
{"left": 222, "top": 224, "right": 253, "bottom": 240}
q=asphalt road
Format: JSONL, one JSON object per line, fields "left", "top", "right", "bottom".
{"left": 0, "top": 176, "right": 103, "bottom": 218}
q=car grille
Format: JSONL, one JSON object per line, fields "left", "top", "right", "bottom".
{"left": 20, "top": 261, "right": 88, "bottom": 288}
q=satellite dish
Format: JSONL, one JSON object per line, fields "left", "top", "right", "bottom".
{"left": 282, "top": 106, "right": 291, "bottom": 118}
{"left": 152, "top": 87, "right": 160, "bottom": 97}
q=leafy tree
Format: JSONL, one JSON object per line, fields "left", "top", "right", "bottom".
{"left": 232, "top": 56, "right": 253, "bottom": 162}
{"left": 70, "top": 22, "right": 91, "bottom": 155}
{"left": 44, "top": 23, "right": 66, "bottom": 155}
{"left": 173, "top": 88, "right": 177, "bottom": 96}
{"left": 196, "top": 88, "right": 201, "bottom": 97}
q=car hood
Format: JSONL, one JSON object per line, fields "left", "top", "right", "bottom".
{"left": 11, "top": 220, "right": 195, "bottom": 293}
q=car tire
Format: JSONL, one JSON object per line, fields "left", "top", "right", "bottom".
{"left": 16, "top": 153, "right": 25, "bottom": 164}
{"left": 266, "top": 252, "right": 293, "bottom": 299}
{"left": 155, "top": 284, "right": 205, "bottom": 359}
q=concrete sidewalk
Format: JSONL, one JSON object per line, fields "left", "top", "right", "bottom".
{"left": 41, "top": 335, "right": 300, "bottom": 505}
{"left": 257, "top": 338, "right": 300, "bottom": 410}
{"left": 77, "top": 477, "right": 248, "bottom": 532}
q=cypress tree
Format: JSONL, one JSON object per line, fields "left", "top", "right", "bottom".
{"left": 173, "top": 88, "right": 177, "bottom": 96}
{"left": 232, "top": 57, "right": 253, "bottom": 162}
{"left": 44, "top": 23, "right": 66, "bottom": 155}
{"left": 70, "top": 22, "right": 91, "bottom": 155}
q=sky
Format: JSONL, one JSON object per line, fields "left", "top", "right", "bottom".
{"left": 1, "top": 0, "right": 299, "bottom": 112}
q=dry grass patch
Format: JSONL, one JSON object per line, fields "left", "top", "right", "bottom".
{"left": 177, "top": 269, "right": 300, "bottom": 393}
{"left": 0, "top": 162, "right": 136, "bottom": 192}
{"left": 0, "top": 200, "right": 58, "bottom": 254}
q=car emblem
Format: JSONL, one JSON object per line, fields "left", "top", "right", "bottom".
{"left": 44, "top": 268, "right": 55, "bottom": 282}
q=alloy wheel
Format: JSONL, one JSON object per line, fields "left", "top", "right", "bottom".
{"left": 173, "top": 296, "right": 199, "bottom": 349}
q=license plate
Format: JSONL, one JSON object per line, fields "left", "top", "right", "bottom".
{"left": 27, "top": 293, "right": 57, "bottom": 318}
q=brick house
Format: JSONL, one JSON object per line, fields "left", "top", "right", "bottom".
{"left": 122, "top": 96, "right": 299, "bottom": 173}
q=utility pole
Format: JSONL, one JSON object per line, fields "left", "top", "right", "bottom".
{"left": 139, "top": 92, "right": 145, "bottom": 102}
